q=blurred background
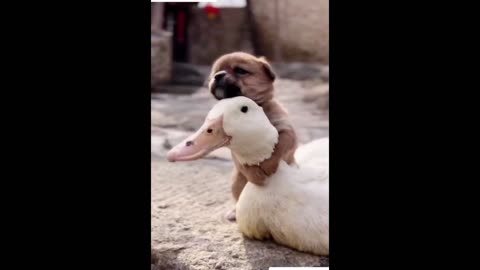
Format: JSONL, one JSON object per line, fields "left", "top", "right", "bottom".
{"left": 151, "top": 1, "right": 329, "bottom": 269}
{"left": 152, "top": 0, "right": 328, "bottom": 79}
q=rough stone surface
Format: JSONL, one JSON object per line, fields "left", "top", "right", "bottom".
{"left": 152, "top": 78, "right": 329, "bottom": 269}
{"left": 320, "top": 66, "right": 329, "bottom": 82}
{"left": 273, "top": 63, "right": 329, "bottom": 81}
{"left": 303, "top": 83, "right": 329, "bottom": 110}
{"left": 151, "top": 31, "right": 173, "bottom": 89}
{"left": 250, "top": 0, "right": 329, "bottom": 63}
{"left": 170, "top": 63, "right": 211, "bottom": 86}
{"left": 188, "top": 8, "right": 254, "bottom": 65}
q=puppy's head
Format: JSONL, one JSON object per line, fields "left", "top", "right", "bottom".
{"left": 208, "top": 52, "right": 276, "bottom": 104}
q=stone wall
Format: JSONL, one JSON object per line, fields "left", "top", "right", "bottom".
{"left": 250, "top": 0, "right": 329, "bottom": 63}
{"left": 151, "top": 31, "right": 173, "bottom": 90}
{"left": 187, "top": 7, "right": 254, "bottom": 65}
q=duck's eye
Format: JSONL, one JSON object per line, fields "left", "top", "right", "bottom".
{"left": 207, "top": 128, "right": 213, "bottom": 133}
{"left": 234, "top": 67, "right": 249, "bottom": 75}
{"left": 241, "top": 106, "right": 248, "bottom": 113}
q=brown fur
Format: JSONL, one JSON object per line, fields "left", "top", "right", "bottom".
{"left": 208, "top": 52, "right": 298, "bottom": 220}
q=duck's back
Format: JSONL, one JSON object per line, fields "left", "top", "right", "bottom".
{"left": 295, "top": 137, "right": 329, "bottom": 171}
{"left": 236, "top": 161, "right": 329, "bottom": 255}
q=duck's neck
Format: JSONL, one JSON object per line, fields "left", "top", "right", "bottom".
{"left": 230, "top": 134, "right": 278, "bottom": 166}
{"left": 232, "top": 145, "right": 274, "bottom": 166}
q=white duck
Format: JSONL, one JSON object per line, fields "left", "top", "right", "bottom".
{"left": 167, "top": 96, "right": 329, "bottom": 256}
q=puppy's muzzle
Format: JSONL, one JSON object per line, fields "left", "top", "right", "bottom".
{"left": 211, "top": 71, "right": 242, "bottom": 100}
{"left": 214, "top": 71, "right": 227, "bottom": 81}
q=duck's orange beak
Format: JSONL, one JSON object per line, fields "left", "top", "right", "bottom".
{"left": 166, "top": 115, "right": 231, "bottom": 162}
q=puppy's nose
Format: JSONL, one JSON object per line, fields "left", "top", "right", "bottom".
{"left": 214, "top": 71, "right": 227, "bottom": 81}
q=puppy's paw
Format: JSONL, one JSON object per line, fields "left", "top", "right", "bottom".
{"left": 259, "top": 156, "right": 280, "bottom": 176}
{"left": 225, "top": 209, "right": 237, "bottom": 222}
{"left": 243, "top": 165, "right": 268, "bottom": 185}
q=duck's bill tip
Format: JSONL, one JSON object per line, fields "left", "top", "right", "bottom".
{"left": 166, "top": 115, "right": 230, "bottom": 163}
{"left": 166, "top": 147, "right": 208, "bottom": 162}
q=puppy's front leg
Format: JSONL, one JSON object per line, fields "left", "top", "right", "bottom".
{"left": 226, "top": 167, "right": 248, "bottom": 222}
{"left": 242, "top": 164, "right": 268, "bottom": 185}
{"left": 231, "top": 167, "right": 248, "bottom": 201}
{"left": 259, "top": 128, "right": 298, "bottom": 175}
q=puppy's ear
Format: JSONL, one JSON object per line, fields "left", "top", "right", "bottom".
{"left": 257, "top": 56, "right": 276, "bottom": 82}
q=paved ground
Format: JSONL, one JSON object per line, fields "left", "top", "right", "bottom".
{"left": 151, "top": 78, "right": 329, "bottom": 270}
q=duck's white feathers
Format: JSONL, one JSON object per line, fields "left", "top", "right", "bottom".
{"left": 236, "top": 137, "right": 329, "bottom": 255}
{"left": 295, "top": 137, "right": 329, "bottom": 169}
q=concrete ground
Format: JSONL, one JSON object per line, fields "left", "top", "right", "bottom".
{"left": 151, "top": 78, "right": 329, "bottom": 270}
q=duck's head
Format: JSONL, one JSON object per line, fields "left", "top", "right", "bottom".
{"left": 167, "top": 96, "right": 279, "bottom": 165}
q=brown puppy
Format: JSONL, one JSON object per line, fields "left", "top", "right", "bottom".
{"left": 208, "top": 52, "right": 298, "bottom": 221}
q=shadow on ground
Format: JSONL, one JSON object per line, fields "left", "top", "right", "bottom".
{"left": 242, "top": 237, "right": 329, "bottom": 269}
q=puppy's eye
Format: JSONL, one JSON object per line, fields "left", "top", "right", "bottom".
{"left": 241, "top": 106, "right": 248, "bottom": 113}
{"left": 234, "top": 67, "right": 249, "bottom": 75}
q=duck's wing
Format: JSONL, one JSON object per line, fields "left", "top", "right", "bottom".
{"left": 295, "top": 137, "right": 329, "bottom": 168}
{"left": 284, "top": 137, "right": 329, "bottom": 185}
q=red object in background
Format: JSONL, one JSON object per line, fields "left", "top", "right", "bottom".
{"left": 176, "top": 10, "right": 186, "bottom": 44}
{"left": 204, "top": 4, "right": 220, "bottom": 19}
